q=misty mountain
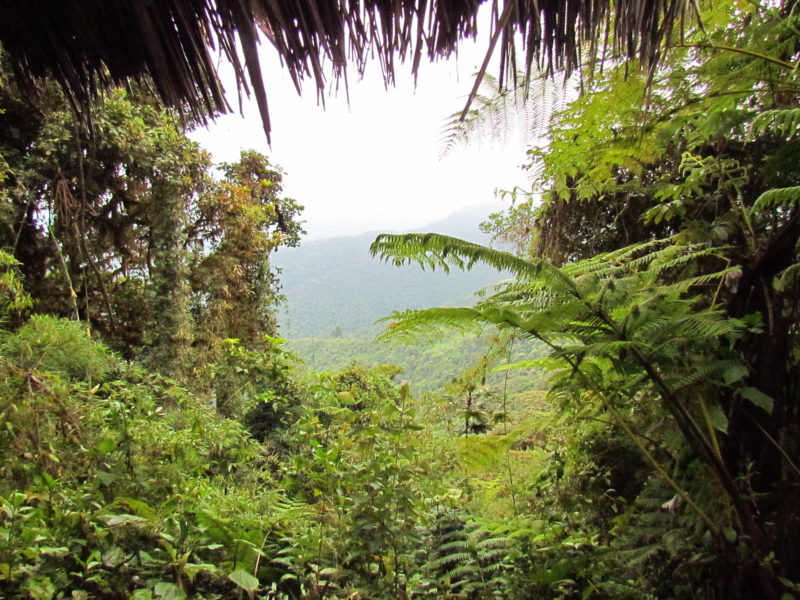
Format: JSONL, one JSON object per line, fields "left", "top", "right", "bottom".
{"left": 273, "top": 203, "right": 506, "bottom": 338}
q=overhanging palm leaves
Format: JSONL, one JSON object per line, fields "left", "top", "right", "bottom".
{"left": 1, "top": 0, "right": 691, "bottom": 139}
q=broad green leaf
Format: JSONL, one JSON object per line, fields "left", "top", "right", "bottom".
{"left": 722, "top": 364, "right": 748, "bottom": 385}
{"left": 706, "top": 404, "right": 729, "bottom": 433}
{"left": 229, "top": 569, "right": 259, "bottom": 593}
{"left": 153, "top": 582, "right": 186, "bottom": 600}
{"left": 740, "top": 387, "right": 774, "bottom": 414}
{"left": 22, "top": 576, "right": 56, "bottom": 600}
{"left": 96, "top": 438, "right": 116, "bottom": 454}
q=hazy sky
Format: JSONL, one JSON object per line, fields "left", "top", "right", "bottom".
{"left": 189, "top": 28, "right": 532, "bottom": 240}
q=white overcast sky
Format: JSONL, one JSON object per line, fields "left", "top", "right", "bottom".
{"left": 189, "top": 22, "right": 532, "bottom": 240}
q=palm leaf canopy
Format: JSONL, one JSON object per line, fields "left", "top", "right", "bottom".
{"left": 0, "top": 0, "right": 686, "bottom": 140}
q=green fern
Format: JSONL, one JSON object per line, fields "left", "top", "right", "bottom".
{"left": 749, "top": 108, "right": 800, "bottom": 140}
{"left": 0, "top": 315, "right": 117, "bottom": 381}
{"left": 415, "top": 514, "right": 513, "bottom": 599}
{"left": 373, "top": 231, "right": 764, "bottom": 548}
{"left": 439, "top": 72, "right": 570, "bottom": 160}
{"left": 612, "top": 477, "right": 715, "bottom": 597}
{"left": 754, "top": 186, "right": 800, "bottom": 210}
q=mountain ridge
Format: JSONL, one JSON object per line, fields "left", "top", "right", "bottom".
{"left": 274, "top": 202, "right": 505, "bottom": 338}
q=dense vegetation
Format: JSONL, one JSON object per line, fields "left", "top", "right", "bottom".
{"left": 0, "top": 0, "right": 799, "bottom": 598}
{"left": 287, "top": 334, "right": 547, "bottom": 396}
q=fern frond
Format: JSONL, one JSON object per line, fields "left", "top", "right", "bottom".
{"left": 668, "top": 359, "right": 745, "bottom": 392}
{"left": 376, "top": 307, "right": 485, "bottom": 341}
{"left": 438, "top": 72, "right": 569, "bottom": 159}
{"left": 476, "top": 536, "right": 513, "bottom": 549}
{"left": 754, "top": 186, "right": 800, "bottom": 210}
{"left": 562, "top": 340, "right": 653, "bottom": 358}
{"left": 671, "top": 313, "right": 740, "bottom": 341}
{"left": 564, "top": 239, "right": 670, "bottom": 277}
{"left": 657, "top": 268, "right": 739, "bottom": 296}
{"left": 625, "top": 542, "right": 663, "bottom": 566}
{"left": 646, "top": 245, "right": 725, "bottom": 278}
{"left": 437, "top": 540, "right": 472, "bottom": 553}
{"left": 749, "top": 108, "right": 800, "bottom": 139}
{"left": 430, "top": 552, "right": 473, "bottom": 568}
{"left": 370, "top": 233, "right": 571, "bottom": 290}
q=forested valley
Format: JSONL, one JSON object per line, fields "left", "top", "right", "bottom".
{"left": 1, "top": 0, "right": 800, "bottom": 598}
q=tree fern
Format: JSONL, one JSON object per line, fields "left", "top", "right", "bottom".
{"left": 374, "top": 231, "right": 773, "bottom": 551}
{"left": 370, "top": 233, "right": 566, "bottom": 284}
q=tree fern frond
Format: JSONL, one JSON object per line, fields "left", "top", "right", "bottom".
{"left": 749, "top": 108, "right": 800, "bottom": 140}
{"left": 754, "top": 186, "right": 800, "bottom": 210}
{"left": 564, "top": 239, "right": 670, "bottom": 277}
{"left": 657, "top": 268, "right": 739, "bottom": 296}
{"left": 645, "top": 245, "right": 724, "bottom": 277}
{"left": 438, "top": 72, "right": 570, "bottom": 159}
{"left": 370, "top": 233, "right": 571, "bottom": 290}
{"left": 561, "top": 340, "right": 653, "bottom": 358}
{"left": 376, "top": 307, "right": 485, "bottom": 341}
{"left": 671, "top": 312, "right": 740, "bottom": 341}
{"left": 667, "top": 359, "right": 744, "bottom": 392}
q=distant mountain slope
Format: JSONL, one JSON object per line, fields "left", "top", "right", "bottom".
{"left": 273, "top": 203, "right": 505, "bottom": 338}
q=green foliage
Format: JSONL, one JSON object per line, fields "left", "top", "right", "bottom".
{"left": 1, "top": 315, "right": 115, "bottom": 381}
{"left": 372, "top": 228, "right": 795, "bottom": 594}
{"left": 0, "top": 316, "right": 300, "bottom": 599}
{"left": 0, "top": 251, "right": 31, "bottom": 327}
{"left": 280, "top": 364, "right": 453, "bottom": 598}
{"left": 287, "top": 334, "right": 547, "bottom": 396}
{"left": 0, "top": 68, "right": 303, "bottom": 375}
{"left": 413, "top": 514, "right": 513, "bottom": 598}
{"left": 2, "top": 1, "right": 800, "bottom": 598}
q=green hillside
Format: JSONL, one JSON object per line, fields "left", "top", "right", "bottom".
{"left": 287, "top": 334, "right": 548, "bottom": 395}
{"left": 273, "top": 204, "right": 508, "bottom": 338}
